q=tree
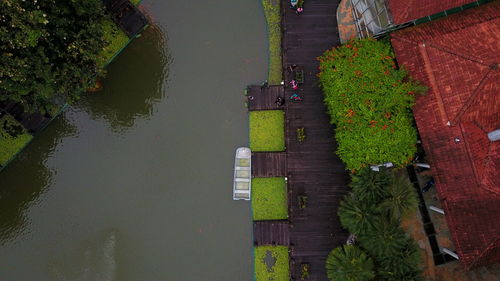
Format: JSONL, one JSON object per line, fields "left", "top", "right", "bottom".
{"left": 379, "top": 173, "right": 418, "bottom": 222}
{"left": 378, "top": 239, "right": 423, "bottom": 281}
{"left": 326, "top": 245, "right": 375, "bottom": 281}
{"left": 338, "top": 194, "right": 378, "bottom": 236}
{"left": 358, "top": 220, "right": 408, "bottom": 259}
{"left": 350, "top": 167, "right": 391, "bottom": 205}
{"left": 0, "top": 0, "right": 107, "bottom": 112}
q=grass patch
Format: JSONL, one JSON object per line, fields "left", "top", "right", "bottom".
{"left": 100, "top": 17, "right": 130, "bottom": 66}
{"left": 130, "top": 0, "right": 141, "bottom": 5}
{"left": 255, "top": 246, "right": 290, "bottom": 281}
{"left": 252, "top": 177, "right": 288, "bottom": 220}
{"left": 250, "top": 110, "right": 285, "bottom": 152}
{"left": 262, "top": 0, "right": 282, "bottom": 85}
{"left": 0, "top": 115, "right": 33, "bottom": 167}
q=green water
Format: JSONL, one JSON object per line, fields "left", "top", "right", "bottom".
{"left": 0, "top": 1, "right": 267, "bottom": 279}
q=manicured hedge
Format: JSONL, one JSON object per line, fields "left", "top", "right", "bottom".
{"left": 252, "top": 177, "right": 288, "bottom": 220}
{"left": 255, "top": 246, "right": 290, "bottom": 281}
{"left": 250, "top": 110, "right": 285, "bottom": 152}
{"left": 318, "top": 38, "right": 425, "bottom": 171}
{"left": 262, "top": 0, "right": 282, "bottom": 85}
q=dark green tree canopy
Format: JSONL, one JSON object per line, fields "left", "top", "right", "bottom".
{"left": 326, "top": 245, "right": 375, "bottom": 281}
{"left": 0, "top": 0, "right": 107, "bottom": 112}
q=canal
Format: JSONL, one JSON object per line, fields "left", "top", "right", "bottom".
{"left": 0, "top": 0, "right": 267, "bottom": 279}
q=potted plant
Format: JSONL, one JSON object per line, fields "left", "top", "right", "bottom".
{"left": 301, "top": 263, "right": 310, "bottom": 280}
{"left": 296, "top": 127, "right": 306, "bottom": 143}
{"left": 298, "top": 195, "right": 308, "bottom": 209}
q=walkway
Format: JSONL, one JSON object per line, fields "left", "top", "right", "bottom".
{"left": 282, "top": 1, "right": 350, "bottom": 280}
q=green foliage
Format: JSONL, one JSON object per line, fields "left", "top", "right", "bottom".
{"left": 358, "top": 220, "right": 409, "bottom": 258}
{"left": 379, "top": 174, "right": 419, "bottom": 222}
{"left": 338, "top": 194, "right": 378, "bottom": 236}
{"left": 100, "top": 17, "right": 129, "bottom": 66}
{"left": 249, "top": 110, "right": 285, "bottom": 152}
{"left": 0, "top": 0, "right": 108, "bottom": 111}
{"left": 261, "top": 0, "right": 282, "bottom": 85}
{"left": 318, "top": 38, "right": 425, "bottom": 170}
{"left": 252, "top": 177, "right": 288, "bottom": 220}
{"left": 296, "top": 127, "right": 306, "bottom": 143}
{"left": 377, "top": 240, "right": 423, "bottom": 281}
{"left": 0, "top": 114, "right": 33, "bottom": 166}
{"left": 255, "top": 246, "right": 290, "bottom": 281}
{"left": 334, "top": 170, "right": 423, "bottom": 280}
{"left": 326, "top": 245, "right": 375, "bottom": 281}
{"left": 350, "top": 167, "right": 391, "bottom": 205}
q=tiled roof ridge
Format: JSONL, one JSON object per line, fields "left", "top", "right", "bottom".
{"left": 417, "top": 43, "right": 449, "bottom": 125}
{"left": 425, "top": 41, "right": 492, "bottom": 67}
{"left": 391, "top": 2, "right": 500, "bottom": 42}
{"left": 467, "top": 234, "right": 500, "bottom": 269}
{"left": 452, "top": 68, "right": 495, "bottom": 125}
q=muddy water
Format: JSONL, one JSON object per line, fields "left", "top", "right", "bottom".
{"left": 0, "top": 1, "right": 267, "bottom": 280}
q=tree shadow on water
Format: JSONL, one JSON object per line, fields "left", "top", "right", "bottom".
{"left": 0, "top": 114, "right": 77, "bottom": 245}
{"left": 78, "top": 25, "right": 171, "bottom": 132}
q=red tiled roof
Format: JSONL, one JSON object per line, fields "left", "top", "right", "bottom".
{"left": 387, "top": 0, "right": 477, "bottom": 24}
{"left": 391, "top": 2, "right": 500, "bottom": 269}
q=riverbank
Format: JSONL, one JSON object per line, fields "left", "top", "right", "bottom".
{"left": 0, "top": 0, "right": 148, "bottom": 173}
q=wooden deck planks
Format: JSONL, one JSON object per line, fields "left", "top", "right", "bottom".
{"left": 282, "top": 1, "right": 350, "bottom": 280}
{"left": 252, "top": 152, "right": 287, "bottom": 178}
{"left": 247, "top": 85, "right": 285, "bottom": 111}
{"left": 253, "top": 220, "right": 290, "bottom": 246}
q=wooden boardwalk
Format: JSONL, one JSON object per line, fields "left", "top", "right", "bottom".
{"left": 247, "top": 85, "right": 285, "bottom": 111}
{"left": 252, "top": 152, "right": 287, "bottom": 177}
{"left": 282, "top": 1, "right": 350, "bottom": 280}
{"left": 253, "top": 220, "right": 290, "bottom": 246}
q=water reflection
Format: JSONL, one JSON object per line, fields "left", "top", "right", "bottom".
{"left": 78, "top": 25, "right": 171, "bottom": 132}
{"left": 48, "top": 230, "right": 118, "bottom": 281}
{"left": 0, "top": 114, "right": 76, "bottom": 244}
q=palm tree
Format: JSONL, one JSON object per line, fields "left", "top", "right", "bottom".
{"left": 379, "top": 174, "right": 418, "bottom": 222}
{"left": 326, "top": 245, "right": 375, "bottom": 281}
{"left": 350, "top": 167, "right": 391, "bottom": 205}
{"left": 338, "top": 194, "right": 378, "bottom": 235}
{"left": 358, "top": 219, "right": 408, "bottom": 259}
{"left": 377, "top": 239, "right": 423, "bottom": 281}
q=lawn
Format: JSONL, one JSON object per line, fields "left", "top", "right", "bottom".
{"left": 0, "top": 115, "right": 33, "bottom": 167}
{"left": 100, "top": 17, "right": 130, "bottom": 66}
{"left": 250, "top": 110, "right": 285, "bottom": 152}
{"left": 261, "top": 0, "right": 282, "bottom": 85}
{"left": 252, "top": 177, "right": 288, "bottom": 220}
{"left": 255, "top": 246, "right": 290, "bottom": 281}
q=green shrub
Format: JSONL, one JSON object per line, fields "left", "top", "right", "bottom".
{"left": 249, "top": 110, "right": 285, "bottom": 152}
{"left": 318, "top": 38, "right": 425, "bottom": 171}
{"left": 261, "top": 0, "right": 282, "bottom": 85}
{"left": 326, "top": 245, "right": 375, "bottom": 281}
{"left": 252, "top": 177, "right": 288, "bottom": 220}
{"left": 0, "top": 115, "right": 33, "bottom": 166}
{"left": 255, "top": 246, "right": 289, "bottom": 281}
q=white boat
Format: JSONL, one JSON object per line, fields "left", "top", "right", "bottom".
{"left": 233, "top": 147, "right": 251, "bottom": 200}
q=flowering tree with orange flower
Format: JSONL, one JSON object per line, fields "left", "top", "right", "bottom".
{"left": 318, "top": 38, "right": 425, "bottom": 171}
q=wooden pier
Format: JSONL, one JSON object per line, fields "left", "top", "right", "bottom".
{"left": 249, "top": 0, "right": 350, "bottom": 280}
{"left": 253, "top": 220, "right": 290, "bottom": 246}
{"left": 247, "top": 85, "right": 285, "bottom": 111}
{"left": 252, "top": 152, "right": 287, "bottom": 178}
{"left": 283, "top": 1, "right": 350, "bottom": 280}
